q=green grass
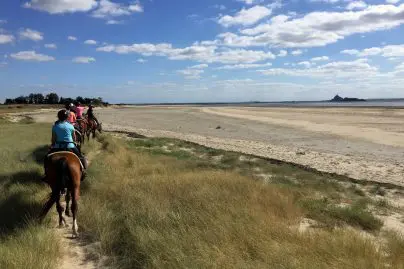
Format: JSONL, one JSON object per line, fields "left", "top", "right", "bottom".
{"left": 77, "top": 135, "right": 404, "bottom": 268}
{"left": 301, "top": 198, "right": 383, "bottom": 231}
{"left": 2, "top": 121, "right": 404, "bottom": 269}
{"left": 125, "top": 137, "right": 385, "bottom": 232}
{"left": 0, "top": 119, "right": 61, "bottom": 269}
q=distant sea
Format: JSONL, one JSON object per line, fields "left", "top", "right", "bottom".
{"left": 130, "top": 99, "right": 404, "bottom": 108}
{"left": 245, "top": 100, "right": 404, "bottom": 108}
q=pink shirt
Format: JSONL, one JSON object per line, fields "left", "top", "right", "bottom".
{"left": 75, "top": 106, "right": 84, "bottom": 118}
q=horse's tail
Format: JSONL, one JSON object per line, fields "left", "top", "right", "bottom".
{"left": 56, "top": 157, "right": 70, "bottom": 193}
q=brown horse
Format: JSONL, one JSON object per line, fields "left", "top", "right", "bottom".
{"left": 74, "top": 129, "right": 83, "bottom": 150}
{"left": 86, "top": 117, "right": 102, "bottom": 140}
{"left": 39, "top": 151, "right": 83, "bottom": 237}
{"left": 76, "top": 118, "right": 89, "bottom": 143}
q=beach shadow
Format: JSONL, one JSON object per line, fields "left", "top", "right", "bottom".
{"left": 32, "top": 145, "right": 49, "bottom": 165}
{"left": 2, "top": 170, "right": 44, "bottom": 190}
{"left": 0, "top": 149, "right": 49, "bottom": 236}
{"left": 0, "top": 190, "right": 44, "bottom": 236}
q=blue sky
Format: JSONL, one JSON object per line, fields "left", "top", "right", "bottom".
{"left": 0, "top": 0, "right": 404, "bottom": 103}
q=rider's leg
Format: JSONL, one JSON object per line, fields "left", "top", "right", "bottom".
{"left": 93, "top": 116, "right": 99, "bottom": 125}
{"left": 43, "top": 148, "right": 57, "bottom": 183}
{"left": 70, "top": 147, "right": 88, "bottom": 170}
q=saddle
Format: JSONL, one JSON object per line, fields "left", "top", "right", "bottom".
{"left": 47, "top": 151, "right": 84, "bottom": 170}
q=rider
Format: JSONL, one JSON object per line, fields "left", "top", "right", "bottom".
{"left": 75, "top": 102, "right": 85, "bottom": 120}
{"left": 46, "top": 109, "right": 88, "bottom": 177}
{"left": 87, "top": 104, "right": 99, "bottom": 125}
{"left": 65, "top": 103, "right": 77, "bottom": 124}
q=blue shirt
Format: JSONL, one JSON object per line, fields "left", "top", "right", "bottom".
{"left": 52, "top": 121, "right": 75, "bottom": 149}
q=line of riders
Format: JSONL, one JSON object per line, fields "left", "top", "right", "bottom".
{"left": 43, "top": 102, "right": 101, "bottom": 182}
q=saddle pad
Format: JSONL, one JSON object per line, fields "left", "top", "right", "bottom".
{"left": 47, "top": 151, "right": 84, "bottom": 170}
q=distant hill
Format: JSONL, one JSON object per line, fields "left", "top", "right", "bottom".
{"left": 330, "top": 95, "right": 366, "bottom": 102}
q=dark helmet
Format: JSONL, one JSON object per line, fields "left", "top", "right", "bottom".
{"left": 57, "top": 109, "right": 69, "bottom": 121}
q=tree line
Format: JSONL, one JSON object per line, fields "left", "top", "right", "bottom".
{"left": 4, "top": 93, "right": 108, "bottom": 106}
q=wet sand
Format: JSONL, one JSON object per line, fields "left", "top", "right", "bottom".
{"left": 32, "top": 106, "right": 404, "bottom": 186}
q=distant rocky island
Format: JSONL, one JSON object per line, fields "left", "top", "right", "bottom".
{"left": 330, "top": 95, "right": 366, "bottom": 102}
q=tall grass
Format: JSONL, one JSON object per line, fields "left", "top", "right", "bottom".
{"left": 0, "top": 120, "right": 61, "bottom": 269}
{"left": 80, "top": 135, "right": 402, "bottom": 269}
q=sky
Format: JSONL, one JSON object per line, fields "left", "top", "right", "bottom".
{"left": 0, "top": 0, "right": 404, "bottom": 103}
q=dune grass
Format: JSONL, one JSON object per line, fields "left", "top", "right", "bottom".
{"left": 0, "top": 119, "right": 61, "bottom": 269}
{"left": 2, "top": 118, "right": 404, "bottom": 269}
{"left": 126, "top": 137, "right": 386, "bottom": 232}
{"left": 79, "top": 135, "right": 404, "bottom": 269}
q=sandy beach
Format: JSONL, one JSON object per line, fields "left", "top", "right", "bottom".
{"left": 31, "top": 106, "right": 404, "bottom": 186}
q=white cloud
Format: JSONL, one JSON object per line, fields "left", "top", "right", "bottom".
{"left": 237, "top": 0, "right": 261, "bottom": 4}
{"left": 68, "top": 36, "right": 77, "bottom": 41}
{"left": 190, "top": 64, "right": 209, "bottom": 69}
{"left": 346, "top": 1, "right": 367, "bottom": 10}
{"left": 97, "top": 43, "right": 276, "bottom": 64}
{"left": 298, "top": 61, "right": 311, "bottom": 68}
{"left": 19, "top": 28, "right": 43, "bottom": 41}
{"left": 106, "top": 19, "right": 123, "bottom": 25}
{"left": 341, "top": 44, "right": 404, "bottom": 57}
{"left": 219, "top": 4, "right": 404, "bottom": 48}
{"left": 10, "top": 51, "right": 54, "bottom": 62}
{"left": 216, "top": 62, "right": 272, "bottom": 70}
{"left": 277, "top": 50, "right": 288, "bottom": 57}
{"left": 84, "top": 39, "right": 98, "bottom": 45}
{"left": 0, "top": 34, "right": 14, "bottom": 44}
{"left": 311, "top": 56, "right": 329, "bottom": 61}
{"left": 72, "top": 57, "right": 96, "bottom": 63}
{"left": 386, "top": 0, "right": 400, "bottom": 4}
{"left": 341, "top": 49, "right": 359, "bottom": 55}
{"left": 178, "top": 68, "right": 204, "bottom": 79}
{"left": 218, "top": 5, "right": 272, "bottom": 27}
{"left": 291, "top": 49, "right": 303, "bottom": 56}
{"left": 260, "top": 59, "right": 377, "bottom": 79}
{"left": 44, "top": 43, "right": 57, "bottom": 49}
{"left": 128, "top": 3, "right": 143, "bottom": 12}
{"left": 23, "top": 0, "right": 97, "bottom": 14}
{"left": 91, "top": 0, "right": 143, "bottom": 20}
{"left": 213, "top": 4, "right": 226, "bottom": 10}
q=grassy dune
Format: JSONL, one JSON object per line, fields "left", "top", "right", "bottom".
{"left": 2, "top": 116, "right": 404, "bottom": 269}
{"left": 0, "top": 119, "right": 60, "bottom": 269}
{"left": 80, "top": 135, "right": 404, "bottom": 269}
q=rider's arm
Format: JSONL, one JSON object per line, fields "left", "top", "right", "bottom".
{"left": 72, "top": 128, "right": 77, "bottom": 143}
{"left": 51, "top": 131, "right": 56, "bottom": 145}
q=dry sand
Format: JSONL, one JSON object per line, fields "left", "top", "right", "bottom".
{"left": 30, "top": 106, "right": 404, "bottom": 187}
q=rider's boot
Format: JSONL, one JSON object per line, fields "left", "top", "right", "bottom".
{"left": 79, "top": 156, "right": 88, "bottom": 181}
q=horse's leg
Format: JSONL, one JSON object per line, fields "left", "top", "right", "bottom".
{"left": 92, "top": 129, "right": 96, "bottom": 138}
{"left": 38, "top": 192, "right": 57, "bottom": 223}
{"left": 65, "top": 191, "right": 71, "bottom": 217}
{"left": 56, "top": 194, "right": 67, "bottom": 228}
{"left": 71, "top": 188, "right": 80, "bottom": 238}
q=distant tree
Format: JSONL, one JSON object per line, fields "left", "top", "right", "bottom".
{"left": 15, "top": 96, "right": 29, "bottom": 104}
{"left": 35, "top": 93, "right": 45, "bottom": 104}
{"left": 92, "top": 97, "right": 104, "bottom": 106}
{"left": 46, "top": 93, "right": 59, "bottom": 104}
{"left": 75, "top": 96, "right": 85, "bottom": 104}
{"left": 4, "top": 98, "right": 15, "bottom": 104}
{"left": 28, "top": 93, "right": 35, "bottom": 104}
